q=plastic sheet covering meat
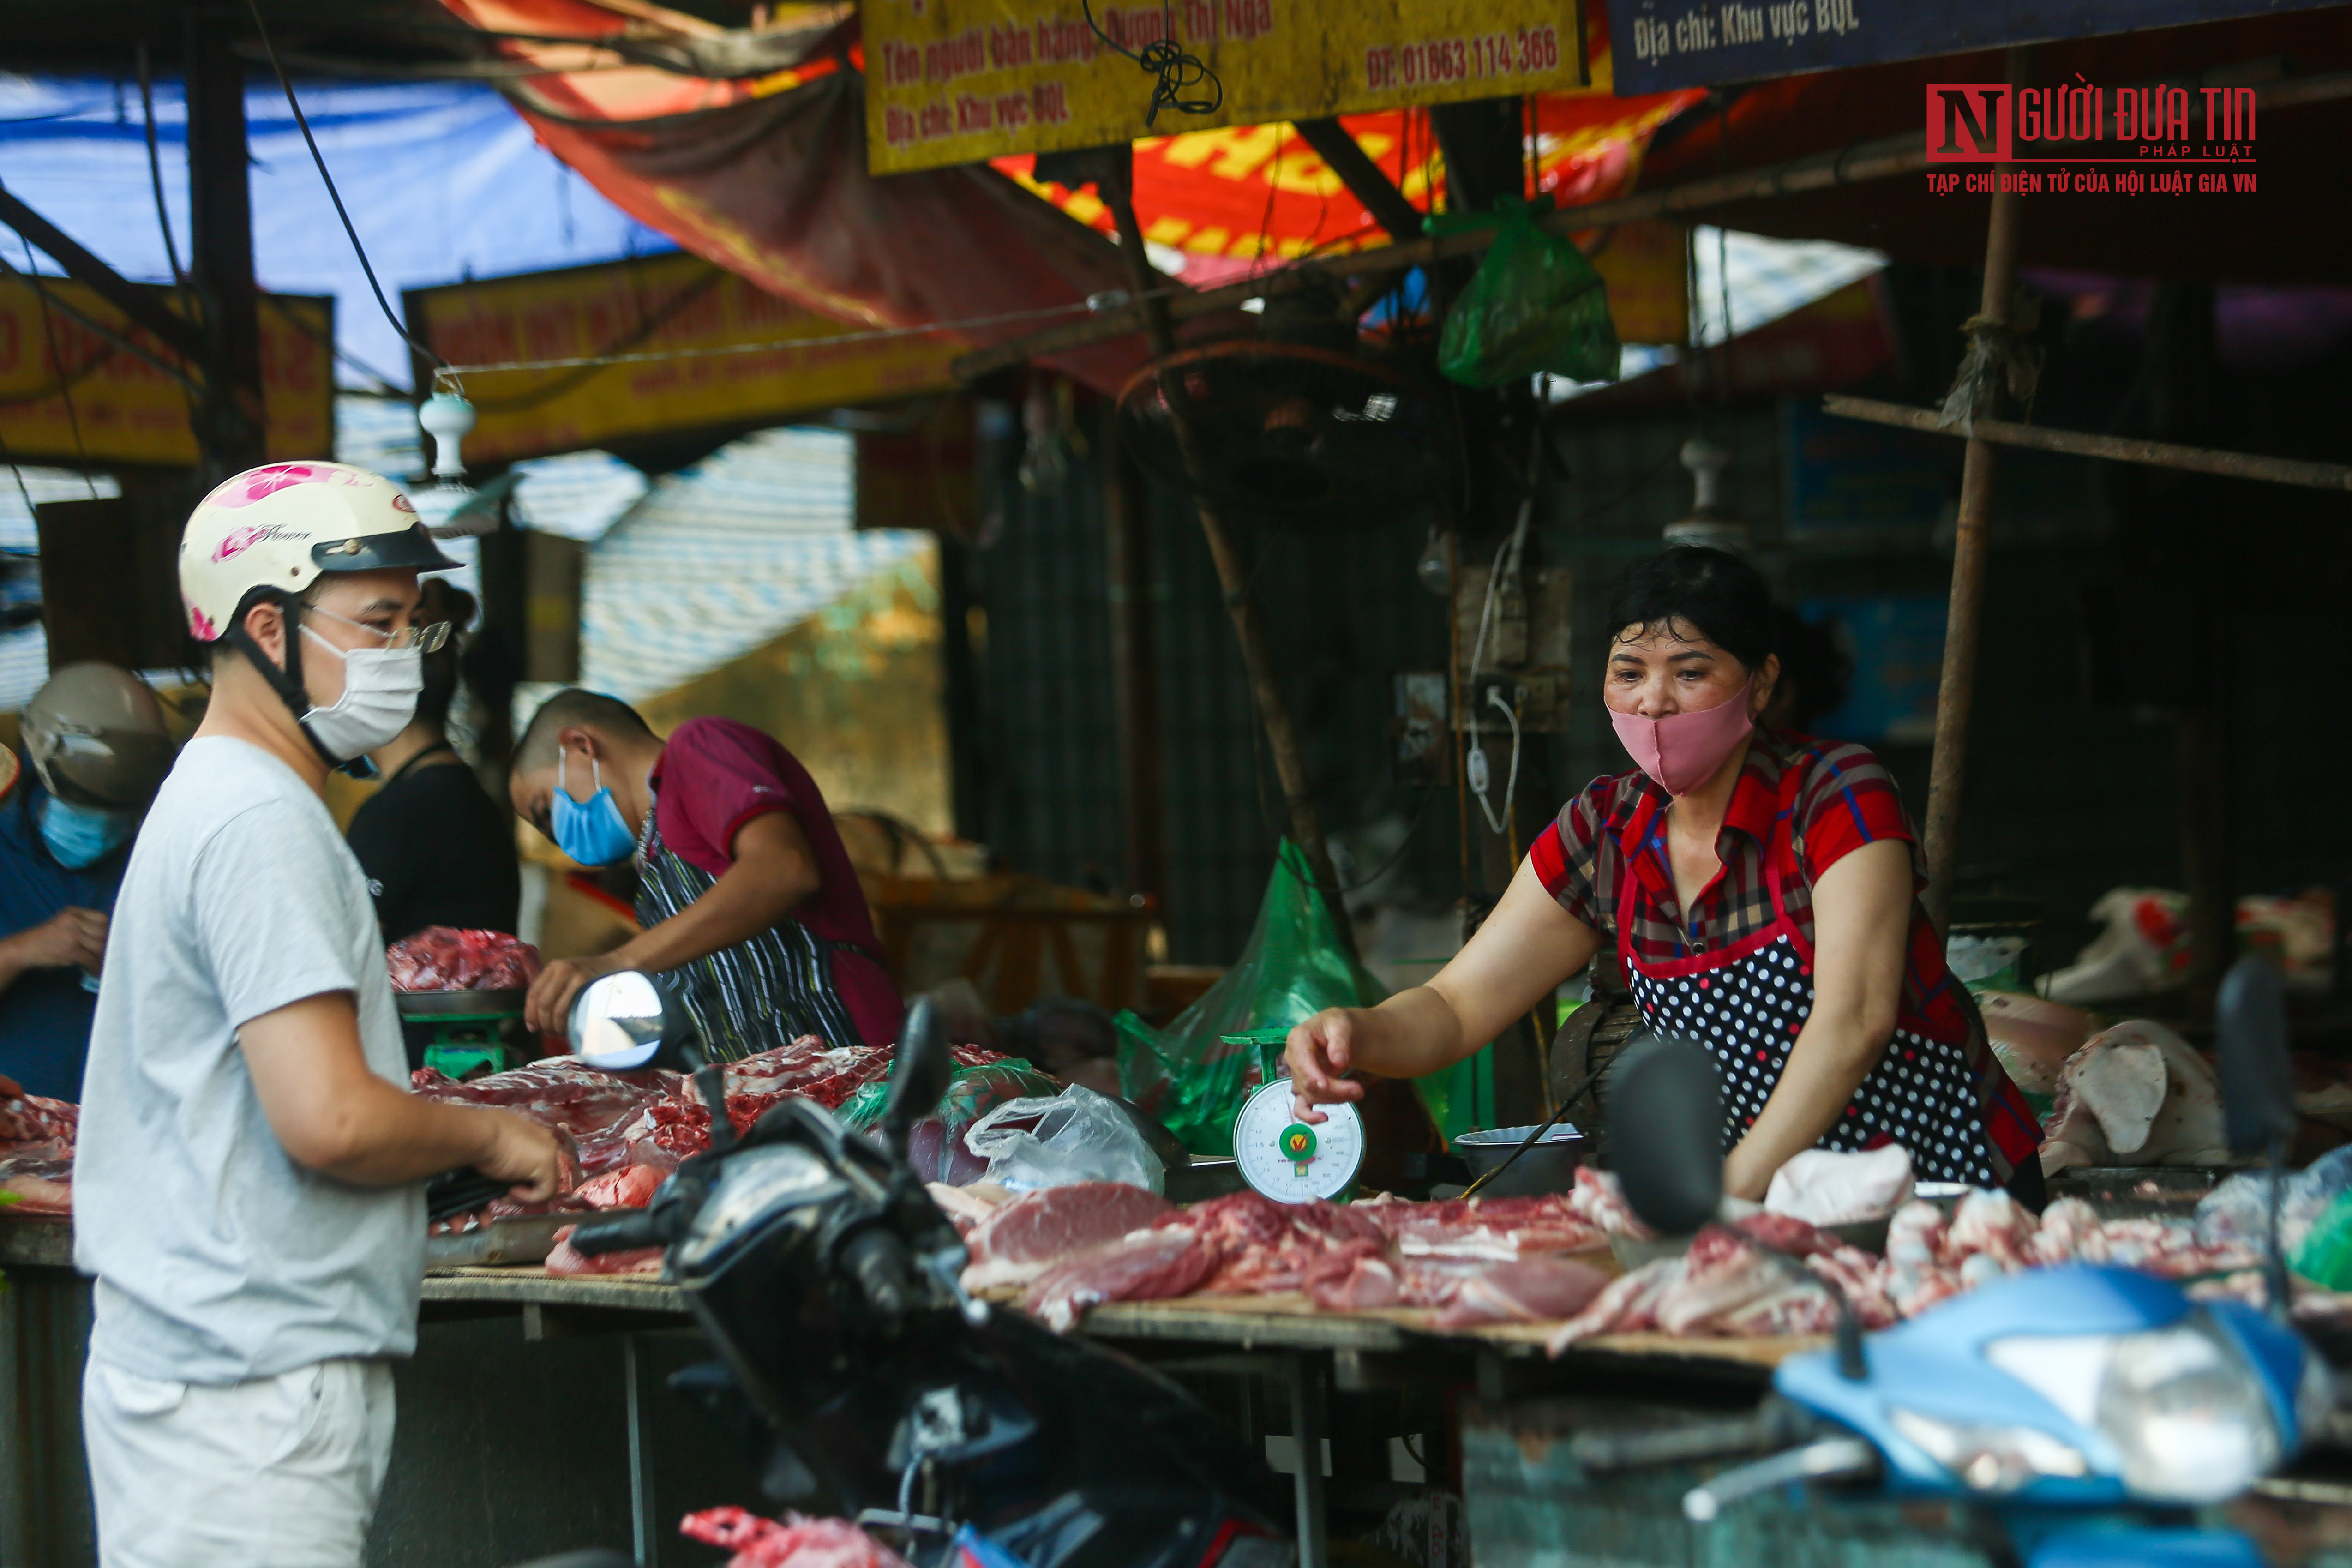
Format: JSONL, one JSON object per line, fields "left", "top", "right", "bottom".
{"left": 838, "top": 1055, "right": 1062, "bottom": 1185}
{"left": 1115, "top": 841, "right": 1386, "bottom": 1157}
{"left": 386, "top": 927, "right": 543, "bottom": 992}
{"left": 679, "top": 1505, "right": 912, "bottom": 1568}
{"left": 433, "top": 0, "right": 1147, "bottom": 395}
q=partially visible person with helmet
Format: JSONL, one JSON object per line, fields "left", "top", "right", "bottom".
{"left": 73, "top": 462, "right": 565, "bottom": 1568}
{"left": 0, "top": 662, "right": 174, "bottom": 1100}
{"left": 344, "top": 579, "right": 519, "bottom": 941}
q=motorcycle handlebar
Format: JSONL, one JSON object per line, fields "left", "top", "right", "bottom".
{"left": 570, "top": 1209, "right": 669, "bottom": 1256}
{"left": 843, "top": 1227, "right": 913, "bottom": 1319}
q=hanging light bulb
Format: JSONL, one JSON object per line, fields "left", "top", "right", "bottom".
{"left": 1662, "top": 436, "right": 1750, "bottom": 552}
{"left": 413, "top": 386, "right": 514, "bottom": 538}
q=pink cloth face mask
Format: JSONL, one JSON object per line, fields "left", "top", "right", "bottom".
{"left": 1610, "top": 679, "right": 1756, "bottom": 796}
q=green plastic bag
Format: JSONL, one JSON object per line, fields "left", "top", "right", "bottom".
{"left": 1435, "top": 196, "right": 1620, "bottom": 388}
{"left": 1115, "top": 841, "right": 1387, "bottom": 1157}
{"left": 2295, "top": 1189, "right": 2352, "bottom": 1291}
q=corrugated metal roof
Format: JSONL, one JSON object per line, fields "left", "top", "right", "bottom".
{"left": 578, "top": 426, "right": 926, "bottom": 703}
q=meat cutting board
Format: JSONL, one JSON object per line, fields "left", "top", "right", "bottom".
{"left": 424, "top": 1214, "right": 574, "bottom": 1268}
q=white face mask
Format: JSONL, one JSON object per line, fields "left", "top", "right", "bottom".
{"left": 300, "top": 625, "right": 423, "bottom": 762}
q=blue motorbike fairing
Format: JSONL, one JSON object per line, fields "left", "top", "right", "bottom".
{"left": 2204, "top": 1296, "right": 2313, "bottom": 1448}
{"left": 1776, "top": 1265, "right": 2194, "bottom": 1504}
{"left": 2023, "top": 1526, "right": 2266, "bottom": 1568}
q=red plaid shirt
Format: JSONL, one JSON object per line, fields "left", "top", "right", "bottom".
{"left": 1531, "top": 730, "right": 1966, "bottom": 1045}
{"left": 1530, "top": 730, "right": 2041, "bottom": 1180}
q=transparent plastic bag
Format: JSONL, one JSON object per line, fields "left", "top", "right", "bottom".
{"left": 1435, "top": 196, "right": 1620, "bottom": 389}
{"left": 963, "top": 1084, "right": 1164, "bottom": 1195}
{"left": 2198, "top": 1144, "right": 2352, "bottom": 1258}
{"left": 840, "top": 1058, "right": 1061, "bottom": 1185}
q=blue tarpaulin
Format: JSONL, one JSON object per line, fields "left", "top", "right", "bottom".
{"left": 0, "top": 75, "right": 673, "bottom": 390}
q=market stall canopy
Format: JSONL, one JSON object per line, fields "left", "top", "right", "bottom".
{"left": 1636, "top": 9, "right": 2352, "bottom": 284}
{"left": 439, "top": 0, "right": 1151, "bottom": 393}
{"left": 0, "top": 75, "right": 677, "bottom": 390}
{"left": 432, "top": 1, "right": 1715, "bottom": 389}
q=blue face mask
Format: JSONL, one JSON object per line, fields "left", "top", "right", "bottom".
{"left": 551, "top": 753, "right": 638, "bottom": 867}
{"left": 41, "top": 794, "right": 136, "bottom": 869}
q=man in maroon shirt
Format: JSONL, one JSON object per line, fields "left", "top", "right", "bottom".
{"left": 508, "top": 690, "right": 905, "bottom": 1056}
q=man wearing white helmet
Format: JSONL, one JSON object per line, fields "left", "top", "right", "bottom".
{"left": 73, "top": 462, "right": 566, "bottom": 1568}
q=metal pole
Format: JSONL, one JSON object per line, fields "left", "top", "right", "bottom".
{"left": 1921, "top": 50, "right": 2029, "bottom": 936}
{"left": 184, "top": 16, "right": 265, "bottom": 478}
{"left": 1288, "top": 1354, "right": 1330, "bottom": 1568}
{"left": 624, "top": 1334, "right": 654, "bottom": 1564}
{"left": 1102, "top": 182, "right": 1357, "bottom": 956}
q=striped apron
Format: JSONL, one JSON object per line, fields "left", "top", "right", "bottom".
{"left": 633, "top": 794, "right": 871, "bottom": 1060}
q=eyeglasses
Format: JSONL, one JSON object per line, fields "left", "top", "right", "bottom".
{"left": 306, "top": 604, "right": 452, "bottom": 654}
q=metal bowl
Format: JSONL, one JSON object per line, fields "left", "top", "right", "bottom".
{"left": 1454, "top": 1123, "right": 1588, "bottom": 1198}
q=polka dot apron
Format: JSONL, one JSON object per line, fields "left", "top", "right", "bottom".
{"left": 1613, "top": 767, "right": 1997, "bottom": 1185}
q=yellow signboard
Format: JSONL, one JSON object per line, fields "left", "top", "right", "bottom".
{"left": 407, "top": 254, "right": 961, "bottom": 466}
{"left": 866, "top": 0, "right": 1595, "bottom": 174}
{"left": 0, "top": 281, "right": 333, "bottom": 467}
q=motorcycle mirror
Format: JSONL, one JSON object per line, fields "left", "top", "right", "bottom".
{"left": 881, "top": 997, "right": 952, "bottom": 1155}
{"left": 570, "top": 970, "right": 692, "bottom": 1072}
{"left": 2217, "top": 956, "right": 2294, "bottom": 1160}
{"left": 1609, "top": 1037, "right": 1724, "bottom": 1237}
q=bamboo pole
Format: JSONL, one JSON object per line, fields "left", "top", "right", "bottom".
{"left": 1920, "top": 50, "right": 2029, "bottom": 937}
{"left": 1823, "top": 396, "right": 2352, "bottom": 492}
{"left": 1101, "top": 186, "right": 1357, "bottom": 957}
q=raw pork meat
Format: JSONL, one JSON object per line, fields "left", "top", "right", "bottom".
{"left": 1305, "top": 1253, "right": 1405, "bottom": 1312}
{"left": 1434, "top": 1258, "right": 1610, "bottom": 1329}
{"left": 576, "top": 1164, "right": 667, "bottom": 1210}
{"left": 926, "top": 1181, "right": 1012, "bottom": 1235}
{"left": 1357, "top": 1192, "right": 1607, "bottom": 1260}
{"left": 0, "top": 1087, "right": 78, "bottom": 1214}
{"left": 1181, "top": 1193, "right": 1391, "bottom": 1293}
{"left": 2041, "top": 1020, "right": 2230, "bottom": 1174}
{"left": 960, "top": 1183, "right": 1176, "bottom": 1291}
{"left": 0, "top": 1088, "right": 76, "bottom": 1145}
{"left": 1764, "top": 1145, "right": 1915, "bottom": 1227}
{"left": 0, "top": 1142, "right": 73, "bottom": 1215}
{"left": 1546, "top": 1258, "right": 1681, "bottom": 1350}
{"left": 546, "top": 1224, "right": 663, "bottom": 1277}
{"left": 387, "top": 927, "right": 543, "bottom": 991}
{"left": 679, "top": 1507, "right": 911, "bottom": 1568}
{"left": 1022, "top": 1229, "right": 1220, "bottom": 1331}
{"left": 1564, "top": 1166, "right": 1656, "bottom": 1239}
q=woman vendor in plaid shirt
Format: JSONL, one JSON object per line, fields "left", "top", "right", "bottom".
{"left": 1285, "top": 547, "right": 2044, "bottom": 1207}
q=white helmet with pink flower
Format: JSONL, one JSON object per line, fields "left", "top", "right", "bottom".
{"left": 178, "top": 460, "right": 457, "bottom": 644}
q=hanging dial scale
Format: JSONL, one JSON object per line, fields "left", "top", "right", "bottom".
{"left": 1228, "top": 1033, "right": 1364, "bottom": 1204}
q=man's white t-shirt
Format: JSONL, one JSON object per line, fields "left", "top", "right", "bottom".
{"left": 74, "top": 736, "right": 424, "bottom": 1384}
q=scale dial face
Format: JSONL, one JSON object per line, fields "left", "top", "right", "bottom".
{"left": 1232, "top": 1077, "right": 1364, "bottom": 1203}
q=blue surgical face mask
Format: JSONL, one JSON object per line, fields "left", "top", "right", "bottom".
{"left": 41, "top": 794, "right": 136, "bottom": 869}
{"left": 551, "top": 753, "right": 638, "bottom": 867}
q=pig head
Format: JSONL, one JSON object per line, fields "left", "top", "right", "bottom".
{"left": 2040, "top": 1020, "right": 2233, "bottom": 1175}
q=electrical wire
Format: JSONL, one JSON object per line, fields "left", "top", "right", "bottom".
{"left": 1079, "top": 0, "right": 1221, "bottom": 129}
{"left": 18, "top": 237, "right": 99, "bottom": 498}
{"left": 0, "top": 252, "right": 203, "bottom": 394}
{"left": 244, "top": 0, "right": 453, "bottom": 379}
{"left": 135, "top": 43, "right": 186, "bottom": 288}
